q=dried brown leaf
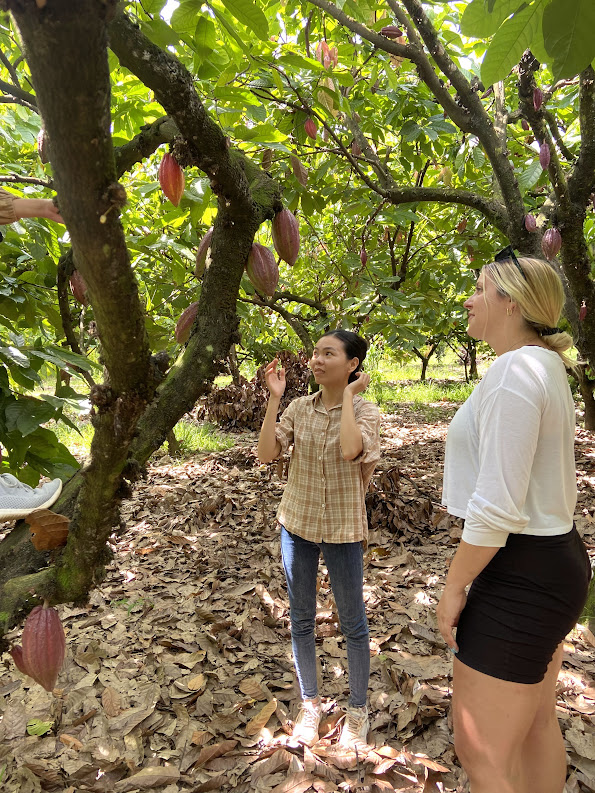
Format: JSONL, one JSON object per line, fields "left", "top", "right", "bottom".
{"left": 245, "top": 697, "right": 278, "bottom": 736}
{"left": 115, "top": 765, "right": 181, "bottom": 791}
{"left": 195, "top": 739, "right": 238, "bottom": 767}
{"left": 101, "top": 686, "right": 122, "bottom": 717}
{"left": 27, "top": 508, "right": 70, "bottom": 550}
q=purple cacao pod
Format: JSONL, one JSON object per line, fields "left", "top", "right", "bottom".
{"left": 381, "top": 25, "right": 403, "bottom": 38}
{"left": 539, "top": 142, "right": 551, "bottom": 170}
{"left": 10, "top": 645, "right": 31, "bottom": 677}
{"left": 272, "top": 209, "right": 300, "bottom": 267}
{"left": 533, "top": 88, "right": 543, "bottom": 111}
{"left": 360, "top": 247, "right": 368, "bottom": 266}
{"left": 21, "top": 605, "right": 66, "bottom": 692}
{"left": 524, "top": 214, "right": 537, "bottom": 232}
{"left": 246, "top": 244, "right": 279, "bottom": 297}
{"left": 175, "top": 301, "right": 199, "bottom": 345}
{"left": 521, "top": 119, "right": 530, "bottom": 131}
{"left": 541, "top": 228, "right": 561, "bottom": 259}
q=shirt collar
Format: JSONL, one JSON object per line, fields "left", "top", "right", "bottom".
{"left": 310, "top": 390, "right": 362, "bottom": 412}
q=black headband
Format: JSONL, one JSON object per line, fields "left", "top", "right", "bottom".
{"left": 540, "top": 327, "right": 561, "bottom": 336}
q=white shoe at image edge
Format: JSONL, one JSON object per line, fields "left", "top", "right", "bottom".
{"left": 0, "top": 475, "right": 63, "bottom": 520}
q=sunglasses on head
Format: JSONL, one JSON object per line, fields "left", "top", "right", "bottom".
{"left": 493, "top": 245, "right": 527, "bottom": 281}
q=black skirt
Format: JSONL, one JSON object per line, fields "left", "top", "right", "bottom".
{"left": 455, "top": 526, "right": 592, "bottom": 684}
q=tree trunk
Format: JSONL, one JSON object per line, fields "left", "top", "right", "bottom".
{"left": 576, "top": 367, "right": 595, "bottom": 430}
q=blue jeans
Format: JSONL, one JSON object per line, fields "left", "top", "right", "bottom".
{"left": 280, "top": 526, "right": 370, "bottom": 708}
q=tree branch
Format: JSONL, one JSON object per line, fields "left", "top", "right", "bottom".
{"left": 0, "top": 76, "right": 36, "bottom": 107}
{"left": 568, "top": 66, "right": 595, "bottom": 208}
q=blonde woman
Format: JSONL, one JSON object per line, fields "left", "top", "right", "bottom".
{"left": 438, "top": 249, "right": 591, "bottom": 793}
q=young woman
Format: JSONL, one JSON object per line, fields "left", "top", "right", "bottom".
{"left": 438, "top": 251, "right": 591, "bottom": 793}
{"left": 258, "top": 330, "right": 381, "bottom": 749}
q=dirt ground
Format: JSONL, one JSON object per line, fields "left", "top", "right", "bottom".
{"left": 0, "top": 405, "right": 594, "bottom": 793}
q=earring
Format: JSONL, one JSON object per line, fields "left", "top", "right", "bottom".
{"left": 506, "top": 307, "right": 513, "bottom": 316}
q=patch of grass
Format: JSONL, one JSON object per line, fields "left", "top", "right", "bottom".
{"left": 170, "top": 419, "right": 234, "bottom": 455}
{"left": 51, "top": 419, "right": 94, "bottom": 459}
{"left": 368, "top": 378, "right": 475, "bottom": 412}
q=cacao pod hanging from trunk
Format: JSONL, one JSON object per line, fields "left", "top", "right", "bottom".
{"left": 246, "top": 244, "right": 279, "bottom": 297}
{"left": 304, "top": 118, "right": 317, "bottom": 140}
{"left": 69, "top": 269, "right": 88, "bottom": 306}
{"left": 539, "top": 142, "right": 551, "bottom": 170}
{"left": 524, "top": 214, "right": 537, "bottom": 232}
{"left": 15, "top": 604, "right": 66, "bottom": 692}
{"left": 158, "top": 152, "right": 185, "bottom": 207}
{"left": 272, "top": 209, "right": 300, "bottom": 267}
{"left": 541, "top": 227, "right": 561, "bottom": 259}
{"left": 533, "top": 87, "right": 543, "bottom": 111}
{"left": 175, "top": 301, "right": 199, "bottom": 344}
{"left": 195, "top": 227, "right": 213, "bottom": 278}
{"left": 521, "top": 119, "right": 530, "bottom": 131}
{"left": 37, "top": 128, "right": 50, "bottom": 164}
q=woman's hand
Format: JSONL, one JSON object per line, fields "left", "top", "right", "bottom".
{"left": 264, "top": 358, "right": 286, "bottom": 399}
{"left": 344, "top": 371, "right": 370, "bottom": 397}
{"left": 436, "top": 584, "right": 467, "bottom": 653}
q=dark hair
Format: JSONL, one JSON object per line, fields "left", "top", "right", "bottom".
{"left": 321, "top": 329, "right": 369, "bottom": 383}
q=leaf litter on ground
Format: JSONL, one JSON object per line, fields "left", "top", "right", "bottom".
{"left": 0, "top": 405, "right": 594, "bottom": 792}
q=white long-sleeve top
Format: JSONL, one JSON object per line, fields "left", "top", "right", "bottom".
{"left": 442, "top": 346, "right": 576, "bottom": 547}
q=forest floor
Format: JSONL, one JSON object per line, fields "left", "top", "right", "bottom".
{"left": 1, "top": 404, "right": 594, "bottom": 793}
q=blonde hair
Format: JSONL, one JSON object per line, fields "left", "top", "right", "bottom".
{"left": 483, "top": 256, "right": 575, "bottom": 369}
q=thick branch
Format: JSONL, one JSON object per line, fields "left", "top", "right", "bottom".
{"left": 568, "top": 66, "right": 595, "bottom": 208}
{"left": 0, "top": 75, "right": 36, "bottom": 107}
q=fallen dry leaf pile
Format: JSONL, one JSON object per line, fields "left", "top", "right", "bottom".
{"left": 0, "top": 406, "right": 594, "bottom": 793}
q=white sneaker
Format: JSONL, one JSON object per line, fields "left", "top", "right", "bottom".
{"left": 289, "top": 700, "right": 322, "bottom": 747}
{"left": 338, "top": 705, "right": 369, "bottom": 749}
{"left": 0, "top": 474, "right": 62, "bottom": 520}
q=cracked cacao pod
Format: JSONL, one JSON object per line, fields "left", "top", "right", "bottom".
{"left": 69, "top": 269, "right": 88, "bottom": 306}
{"left": 533, "top": 87, "right": 543, "bottom": 111}
{"left": 524, "top": 214, "right": 537, "bottom": 232}
{"left": 158, "top": 152, "right": 185, "bottom": 207}
{"left": 175, "top": 301, "right": 199, "bottom": 345}
{"left": 539, "top": 142, "right": 551, "bottom": 170}
{"left": 381, "top": 25, "right": 403, "bottom": 38}
{"left": 195, "top": 227, "right": 213, "bottom": 278}
{"left": 304, "top": 118, "right": 317, "bottom": 140}
{"left": 246, "top": 243, "right": 279, "bottom": 297}
{"left": 272, "top": 209, "right": 300, "bottom": 267}
{"left": 21, "top": 605, "right": 66, "bottom": 692}
{"left": 541, "top": 227, "right": 561, "bottom": 260}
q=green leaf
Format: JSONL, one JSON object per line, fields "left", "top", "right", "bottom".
{"left": 480, "top": 0, "right": 547, "bottom": 87}
{"left": 171, "top": 0, "right": 203, "bottom": 35}
{"left": 516, "top": 159, "right": 543, "bottom": 191}
{"left": 5, "top": 399, "right": 56, "bottom": 437}
{"left": 217, "top": 0, "right": 269, "bottom": 40}
{"left": 27, "top": 719, "right": 54, "bottom": 737}
{"left": 461, "top": 0, "right": 526, "bottom": 38}
{"left": 543, "top": 0, "right": 595, "bottom": 80}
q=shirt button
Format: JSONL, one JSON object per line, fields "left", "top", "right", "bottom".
{"left": 322, "top": 504, "right": 325, "bottom": 509}
{"left": 318, "top": 456, "right": 323, "bottom": 461}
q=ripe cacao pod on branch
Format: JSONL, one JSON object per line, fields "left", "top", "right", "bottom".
{"left": 381, "top": 25, "right": 403, "bottom": 38}
{"left": 304, "top": 119, "right": 317, "bottom": 140}
{"left": 541, "top": 227, "right": 561, "bottom": 259}
{"left": 195, "top": 227, "right": 213, "bottom": 278}
{"left": 246, "top": 244, "right": 279, "bottom": 297}
{"left": 69, "top": 269, "right": 88, "bottom": 306}
{"left": 272, "top": 209, "right": 300, "bottom": 267}
{"left": 524, "top": 214, "right": 537, "bottom": 232}
{"left": 521, "top": 119, "right": 530, "bottom": 131}
{"left": 175, "top": 301, "right": 199, "bottom": 344}
{"left": 533, "top": 87, "right": 543, "bottom": 111}
{"left": 158, "top": 152, "right": 185, "bottom": 207}
{"left": 539, "top": 142, "right": 551, "bottom": 170}
{"left": 13, "top": 604, "right": 66, "bottom": 692}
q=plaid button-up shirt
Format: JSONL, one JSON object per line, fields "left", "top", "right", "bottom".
{"left": 275, "top": 391, "right": 381, "bottom": 544}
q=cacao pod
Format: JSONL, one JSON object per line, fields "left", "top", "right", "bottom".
{"left": 246, "top": 243, "right": 279, "bottom": 296}
{"left": 10, "top": 645, "right": 31, "bottom": 677}
{"left": 21, "top": 605, "right": 66, "bottom": 692}
{"left": 524, "top": 214, "right": 537, "bottom": 232}
{"left": 272, "top": 209, "right": 300, "bottom": 267}
{"left": 579, "top": 301, "right": 587, "bottom": 322}
{"left": 158, "top": 152, "right": 185, "bottom": 207}
{"left": 195, "top": 227, "right": 213, "bottom": 278}
{"left": 381, "top": 25, "right": 403, "bottom": 38}
{"left": 304, "top": 118, "right": 317, "bottom": 140}
{"left": 69, "top": 269, "right": 88, "bottom": 306}
{"left": 541, "top": 227, "right": 561, "bottom": 259}
{"left": 360, "top": 247, "right": 368, "bottom": 266}
{"left": 316, "top": 41, "right": 330, "bottom": 65}
{"left": 175, "top": 301, "right": 199, "bottom": 345}
{"left": 539, "top": 142, "right": 551, "bottom": 170}
{"left": 533, "top": 87, "right": 543, "bottom": 111}
{"left": 521, "top": 119, "right": 530, "bottom": 131}
{"left": 351, "top": 140, "right": 362, "bottom": 157}
{"left": 37, "top": 128, "right": 49, "bottom": 164}
{"left": 456, "top": 217, "right": 468, "bottom": 233}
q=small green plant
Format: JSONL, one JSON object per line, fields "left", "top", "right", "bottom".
{"left": 170, "top": 419, "right": 234, "bottom": 454}
{"left": 110, "top": 597, "right": 153, "bottom": 615}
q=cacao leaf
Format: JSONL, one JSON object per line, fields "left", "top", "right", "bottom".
{"left": 115, "top": 765, "right": 181, "bottom": 792}
{"left": 27, "top": 508, "right": 70, "bottom": 551}
{"left": 194, "top": 739, "right": 238, "bottom": 767}
{"left": 244, "top": 696, "right": 277, "bottom": 735}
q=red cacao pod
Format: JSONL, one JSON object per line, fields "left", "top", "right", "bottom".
{"left": 579, "top": 301, "right": 587, "bottom": 322}
{"left": 21, "top": 605, "right": 66, "bottom": 692}
{"left": 521, "top": 119, "right": 530, "bottom": 131}
{"left": 360, "top": 247, "right": 368, "bottom": 266}
{"left": 381, "top": 25, "right": 403, "bottom": 38}
{"left": 158, "top": 152, "right": 185, "bottom": 207}
{"left": 541, "top": 227, "right": 561, "bottom": 259}
{"left": 195, "top": 227, "right": 213, "bottom": 278}
{"left": 539, "top": 142, "right": 551, "bottom": 170}
{"left": 69, "top": 269, "right": 88, "bottom": 306}
{"left": 272, "top": 209, "right": 300, "bottom": 267}
{"left": 533, "top": 87, "right": 543, "bottom": 111}
{"left": 10, "top": 645, "right": 31, "bottom": 677}
{"left": 524, "top": 214, "right": 537, "bottom": 232}
{"left": 246, "top": 243, "right": 279, "bottom": 297}
{"left": 304, "top": 118, "right": 317, "bottom": 140}
{"left": 175, "top": 301, "right": 199, "bottom": 344}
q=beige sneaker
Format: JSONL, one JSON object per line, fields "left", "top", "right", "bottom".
{"left": 289, "top": 700, "right": 322, "bottom": 747}
{"left": 338, "top": 705, "right": 369, "bottom": 748}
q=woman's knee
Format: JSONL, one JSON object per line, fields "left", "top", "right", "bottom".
{"left": 290, "top": 608, "right": 316, "bottom": 638}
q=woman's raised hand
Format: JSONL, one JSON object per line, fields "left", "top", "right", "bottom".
{"left": 344, "top": 371, "right": 370, "bottom": 397}
{"left": 264, "top": 358, "right": 286, "bottom": 399}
